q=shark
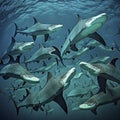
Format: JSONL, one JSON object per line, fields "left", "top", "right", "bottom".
{"left": 89, "top": 56, "right": 110, "bottom": 64}
{"left": 14, "top": 17, "right": 63, "bottom": 41}
{"left": 61, "top": 13, "right": 107, "bottom": 56}
{"left": 12, "top": 67, "right": 76, "bottom": 115}
{"left": 25, "top": 44, "right": 65, "bottom": 66}
{"left": 30, "top": 61, "right": 57, "bottom": 74}
{"left": 79, "top": 86, "right": 120, "bottom": 115}
{"left": 63, "top": 40, "right": 112, "bottom": 61}
{"left": 1, "top": 37, "right": 34, "bottom": 59}
{"left": 67, "top": 85, "right": 98, "bottom": 98}
{"left": 0, "top": 55, "right": 40, "bottom": 83}
{"left": 79, "top": 58, "right": 120, "bottom": 93}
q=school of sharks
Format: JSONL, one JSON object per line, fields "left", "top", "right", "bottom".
{"left": 0, "top": 12, "right": 120, "bottom": 116}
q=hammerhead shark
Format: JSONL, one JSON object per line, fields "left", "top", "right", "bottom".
{"left": 14, "top": 17, "right": 63, "bottom": 41}
{"left": 30, "top": 61, "right": 57, "bottom": 74}
{"left": 79, "top": 86, "right": 120, "bottom": 115}
{"left": 1, "top": 37, "right": 34, "bottom": 59}
{"left": 12, "top": 67, "right": 76, "bottom": 115}
{"left": 25, "top": 44, "right": 65, "bottom": 66}
{"left": 79, "top": 58, "right": 120, "bottom": 93}
{"left": 61, "top": 13, "right": 107, "bottom": 56}
{"left": 0, "top": 55, "right": 40, "bottom": 83}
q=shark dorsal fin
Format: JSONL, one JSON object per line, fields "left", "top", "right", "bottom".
{"left": 33, "top": 17, "right": 38, "bottom": 24}
{"left": 53, "top": 91, "right": 68, "bottom": 114}
{"left": 47, "top": 72, "right": 53, "bottom": 81}
{"left": 76, "top": 14, "right": 81, "bottom": 21}
{"left": 110, "top": 58, "right": 118, "bottom": 67}
{"left": 39, "top": 43, "right": 44, "bottom": 49}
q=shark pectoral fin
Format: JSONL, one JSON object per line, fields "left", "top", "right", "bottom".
{"left": 53, "top": 92, "right": 68, "bottom": 114}
{"left": 109, "top": 58, "right": 118, "bottom": 66}
{"left": 47, "top": 72, "right": 53, "bottom": 81}
{"left": 91, "top": 108, "right": 97, "bottom": 115}
{"left": 44, "top": 34, "right": 49, "bottom": 42}
{"left": 88, "top": 32, "right": 106, "bottom": 46}
{"left": 97, "top": 76, "right": 107, "bottom": 94}
{"left": 8, "top": 55, "right": 15, "bottom": 63}
{"left": 70, "top": 44, "right": 78, "bottom": 51}
{"left": 32, "top": 35, "right": 37, "bottom": 41}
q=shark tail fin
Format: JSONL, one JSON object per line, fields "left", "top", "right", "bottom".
{"left": 15, "top": 54, "right": 21, "bottom": 63}
{"left": 14, "top": 23, "right": 19, "bottom": 37}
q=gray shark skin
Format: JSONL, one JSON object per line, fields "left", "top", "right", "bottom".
{"left": 1, "top": 37, "right": 34, "bottom": 59}
{"left": 79, "top": 86, "right": 120, "bottom": 115}
{"left": 63, "top": 40, "right": 112, "bottom": 61}
{"left": 79, "top": 58, "right": 120, "bottom": 84}
{"left": 12, "top": 67, "right": 76, "bottom": 115}
{"left": 67, "top": 85, "right": 98, "bottom": 98}
{"left": 0, "top": 63, "right": 40, "bottom": 83}
{"left": 14, "top": 17, "right": 63, "bottom": 41}
{"left": 25, "top": 44, "right": 65, "bottom": 66}
{"left": 90, "top": 56, "right": 110, "bottom": 64}
{"left": 30, "top": 62, "right": 57, "bottom": 73}
{"left": 61, "top": 13, "right": 107, "bottom": 56}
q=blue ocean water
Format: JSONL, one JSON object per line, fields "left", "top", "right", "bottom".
{"left": 0, "top": 0, "right": 120, "bottom": 120}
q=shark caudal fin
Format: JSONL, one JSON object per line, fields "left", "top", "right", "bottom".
{"left": 8, "top": 54, "right": 21, "bottom": 64}
{"left": 52, "top": 46, "right": 66, "bottom": 67}
{"left": 14, "top": 23, "right": 19, "bottom": 37}
{"left": 53, "top": 91, "right": 68, "bottom": 114}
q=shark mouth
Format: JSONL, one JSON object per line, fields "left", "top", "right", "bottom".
{"left": 51, "top": 46, "right": 65, "bottom": 66}
{"left": 79, "top": 62, "right": 100, "bottom": 75}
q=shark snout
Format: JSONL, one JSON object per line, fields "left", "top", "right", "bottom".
{"left": 79, "top": 62, "right": 100, "bottom": 75}
{"left": 19, "top": 42, "right": 34, "bottom": 51}
{"left": 48, "top": 24, "right": 63, "bottom": 31}
{"left": 22, "top": 74, "right": 40, "bottom": 83}
{"left": 61, "top": 67, "right": 76, "bottom": 86}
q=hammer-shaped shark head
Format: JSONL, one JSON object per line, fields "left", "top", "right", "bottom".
{"left": 85, "top": 13, "right": 107, "bottom": 28}
{"left": 81, "top": 13, "right": 107, "bottom": 41}
{"left": 79, "top": 62, "right": 101, "bottom": 76}
{"left": 18, "top": 42, "right": 34, "bottom": 52}
{"left": 60, "top": 67, "right": 76, "bottom": 88}
{"left": 48, "top": 24, "right": 63, "bottom": 32}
